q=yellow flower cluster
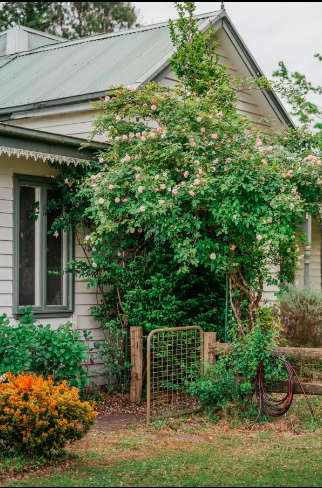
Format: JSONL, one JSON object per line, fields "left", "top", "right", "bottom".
{"left": 0, "top": 372, "right": 96, "bottom": 456}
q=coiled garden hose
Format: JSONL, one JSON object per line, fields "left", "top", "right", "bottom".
{"left": 247, "top": 354, "right": 315, "bottom": 428}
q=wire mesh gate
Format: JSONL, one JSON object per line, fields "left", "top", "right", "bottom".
{"left": 147, "top": 326, "right": 204, "bottom": 423}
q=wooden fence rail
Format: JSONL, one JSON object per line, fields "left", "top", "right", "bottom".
{"left": 212, "top": 343, "right": 322, "bottom": 362}
{"left": 211, "top": 342, "right": 322, "bottom": 395}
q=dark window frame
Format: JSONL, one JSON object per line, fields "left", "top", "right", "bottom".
{"left": 13, "top": 174, "right": 74, "bottom": 318}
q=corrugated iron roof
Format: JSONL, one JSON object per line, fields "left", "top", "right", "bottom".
{"left": 0, "top": 11, "right": 221, "bottom": 110}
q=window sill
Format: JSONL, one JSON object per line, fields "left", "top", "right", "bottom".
{"left": 14, "top": 311, "right": 74, "bottom": 320}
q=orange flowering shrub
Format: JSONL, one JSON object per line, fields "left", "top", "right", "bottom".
{"left": 0, "top": 372, "right": 96, "bottom": 456}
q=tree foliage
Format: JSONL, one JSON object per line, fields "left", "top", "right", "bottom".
{"left": 273, "top": 56, "right": 322, "bottom": 135}
{"left": 0, "top": 2, "right": 139, "bottom": 38}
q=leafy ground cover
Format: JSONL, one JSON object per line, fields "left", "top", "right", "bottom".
{"left": 3, "top": 397, "right": 322, "bottom": 487}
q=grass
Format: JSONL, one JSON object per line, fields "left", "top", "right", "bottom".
{"left": 3, "top": 397, "right": 322, "bottom": 487}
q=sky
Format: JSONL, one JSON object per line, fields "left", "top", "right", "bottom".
{"left": 133, "top": 2, "right": 322, "bottom": 117}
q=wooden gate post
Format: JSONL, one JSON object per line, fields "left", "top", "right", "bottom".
{"left": 204, "top": 332, "right": 217, "bottom": 371}
{"left": 130, "top": 326, "right": 143, "bottom": 403}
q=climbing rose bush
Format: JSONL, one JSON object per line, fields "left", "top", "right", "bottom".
{"left": 55, "top": 2, "right": 322, "bottom": 332}
{"left": 0, "top": 373, "right": 96, "bottom": 456}
{"left": 81, "top": 81, "right": 322, "bottom": 328}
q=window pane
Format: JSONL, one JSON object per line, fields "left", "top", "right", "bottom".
{"left": 46, "top": 189, "right": 64, "bottom": 306}
{"left": 19, "top": 186, "right": 37, "bottom": 306}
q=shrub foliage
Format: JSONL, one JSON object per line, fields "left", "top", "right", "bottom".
{"left": 279, "top": 285, "right": 322, "bottom": 347}
{"left": 0, "top": 309, "right": 90, "bottom": 388}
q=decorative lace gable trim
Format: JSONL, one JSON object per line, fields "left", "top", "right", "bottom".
{"left": 0, "top": 146, "right": 89, "bottom": 166}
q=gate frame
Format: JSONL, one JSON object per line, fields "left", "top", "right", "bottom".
{"left": 147, "top": 326, "right": 204, "bottom": 423}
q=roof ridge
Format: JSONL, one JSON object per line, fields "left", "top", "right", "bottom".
{"left": 0, "top": 9, "right": 221, "bottom": 58}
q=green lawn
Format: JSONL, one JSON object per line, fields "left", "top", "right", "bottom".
{"left": 4, "top": 398, "right": 322, "bottom": 487}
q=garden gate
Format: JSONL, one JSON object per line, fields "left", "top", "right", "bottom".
{"left": 147, "top": 326, "right": 204, "bottom": 423}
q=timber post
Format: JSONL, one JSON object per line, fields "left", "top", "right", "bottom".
{"left": 204, "top": 332, "right": 217, "bottom": 371}
{"left": 130, "top": 326, "right": 143, "bottom": 403}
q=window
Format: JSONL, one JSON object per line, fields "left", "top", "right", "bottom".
{"left": 13, "top": 175, "right": 74, "bottom": 317}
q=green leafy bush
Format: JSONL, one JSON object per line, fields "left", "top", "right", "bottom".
{"left": 279, "top": 285, "right": 322, "bottom": 347}
{"left": 0, "top": 308, "right": 90, "bottom": 388}
{"left": 188, "top": 318, "right": 285, "bottom": 411}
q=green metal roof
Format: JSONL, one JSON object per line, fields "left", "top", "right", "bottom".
{"left": 0, "top": 11, "right": 221, "bottom": 111}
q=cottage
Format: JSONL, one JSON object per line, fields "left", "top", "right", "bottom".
{"left": 0, "top": 10, "right": 318, "bottom": 366}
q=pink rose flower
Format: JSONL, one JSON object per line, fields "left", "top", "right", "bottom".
{"left": 150, "top": 133, "right": 156, "bottom": 138}
{"left": 124, "top": 155, "right": 131, "bottom": 162}
{"left": 211, "top": 167, "right": 216, "bottom": 172}
{"left": 199, "top": 169, "right": 203, "bottom": 175}
{"left": 115, "top": 197, "right": 120, "bottom": 203}
{"left": 92, "top": 262, "right": 98, "bottom": 268}
{"left": 123, "top": 198, "right": 128, "bottom": 202}
{"left": 116, "top": 116, "right": 121, "bottom": 122}
{"left": 140, "top": 206, "right": 146, "bottom": 212}
{"left": 105, "top": 96, "right": 110, "bottom": 102}
{"left": 211, "top": 134, "right": 218, "bottom": 139}
{"left": 141, "top": 136, "right": 146, "bottom": 141}
{"left": 318, "top": 178, "right": 322, "bottom": 185}
{"left": 308, "top": 155, "right": 314, "bottom": 160}
{"left": 224, "top": 168, "right": 228, "bottom": 172}
{"left": 136, "top": 133, "right": 141, "bottom": 138}
{"left": 189, "top": 191, "right": 195, "bottom": 196}
{"left": 184, "top": 171, "right": 189, "bottom": 178}
{"left": 99, "top": 198, "right": 105, "bottom": 204}
{"left": 138, "top": 186, "right": 144, "bottom": 193}
{"left": 256, "top": 138, "right": 262, "bottom": 146}
{"left": 109, "top": 184, "right": 114, "bottom": 189}
{"left": 172, "top": 188, "right": 178, "bottom": 195}
{"left": 155, "top": 175, "right": 159, "bottom": 180}
{"left": 194, "top": 179, "right": 200, "bottom": 185}
{"left": 99, "top": 158, "right": 104, "bottom": 163}
{"left": 201, "top": 127, "right": 206, "bottom": 133}
{"left": 151, "top": 105, "right": 157, "bottom": 111}
{"left": 216, "top": 112, "right": 223, "bottom": 119}
{"left": 197, "top": 117, "right": 202, "bottom": 122}
{"left": 210, "top": 253, "right": 216, "bottom": 260}
{"left": 85, "top": 235, "right": 90, "bottom": 240}
{"left": 122, "top": 135, "right": 128, "bottom": 140}
{"left": 160, "top": 184, "right": 166, "bottom": 190}
{"left": 159, "top": 199, "right": 165, "bottom": 204}
{"left": 129, "top": 132, "right": 135, "bottom": 138}
{"left": 256, "top": 235, "right": 263, "bottom": 241}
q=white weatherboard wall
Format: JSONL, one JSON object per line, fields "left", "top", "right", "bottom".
{"left": 0, "top": 154, "right": 104, "bottom": 379}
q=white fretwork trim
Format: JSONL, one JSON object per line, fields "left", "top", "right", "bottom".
{"left": 0, "top": 146, "right": 89, "bottom": 166}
